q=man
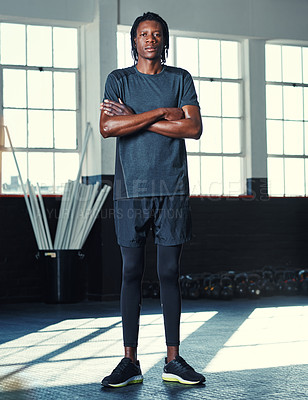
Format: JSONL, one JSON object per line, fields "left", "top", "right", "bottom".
{"left": 100, "top": 11, "right": 204, "bottom": 388}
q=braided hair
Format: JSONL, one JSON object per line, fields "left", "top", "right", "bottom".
{"left": 130, "top": 12, "right": 169, "bottom": 64}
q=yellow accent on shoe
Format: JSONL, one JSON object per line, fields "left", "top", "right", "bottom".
{"left": 129, "top": 378, "right": 143, "bottom": 384}
{"left": 108, "top": 376, "right": 143, "bottom": 388}
{"left": 162, "top": 373, "right": 201, "bottom": 385}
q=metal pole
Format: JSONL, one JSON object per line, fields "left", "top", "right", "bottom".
{"left": 4, "top": 126, "right": 42, "bottom": 249}
{"left": 37, "top": 183, "right": 53, "bottom": 249}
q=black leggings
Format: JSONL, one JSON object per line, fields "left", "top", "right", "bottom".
{"left": 120, "top": 244, "right": 183, "bottom": 347}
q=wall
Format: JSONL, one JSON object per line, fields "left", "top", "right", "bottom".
{"left": 118, "top": 0, "right": 308, "bottom": 41}
{"left": 1, "top": 0, "right": 308, "bottom": 38}
{"left": 1, "top": 194, "right": 308, "bottom": 302}
{"left": 0, "top": 0, "right": 96, "bottom": 25}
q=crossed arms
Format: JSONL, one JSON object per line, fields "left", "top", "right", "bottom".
{"left": 100, "top": 99, "right": 202, "bottom": 140}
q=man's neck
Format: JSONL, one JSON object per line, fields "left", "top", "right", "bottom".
{"left": 136, "top": 59, "right": 163, "bottom": 75}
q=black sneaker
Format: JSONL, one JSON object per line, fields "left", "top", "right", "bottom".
{"left": 101, "top": 357, "right": 143, "bottom": 388}
{"left": 162, "top": 355, "right": 206, "bottom": 385}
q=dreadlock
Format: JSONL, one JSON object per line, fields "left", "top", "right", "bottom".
{"left": 130, "top": 12, "right": 169, "bottom": 64}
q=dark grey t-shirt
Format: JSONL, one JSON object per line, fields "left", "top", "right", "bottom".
{"left": 103, "top": 65, "right": 199, "bottom": 200}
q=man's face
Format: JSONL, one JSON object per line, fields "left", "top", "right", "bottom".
{"left": 134, "top": 20, "right": 164, "bottom": 62}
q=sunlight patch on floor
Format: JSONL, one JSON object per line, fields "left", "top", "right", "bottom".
{"left": 0, "top": 311, "right": 217, "bottom": 390}
{"left": 205, "top": 306, "right": 308, "bottom": 373}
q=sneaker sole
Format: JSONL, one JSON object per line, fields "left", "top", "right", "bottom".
{"left": 162, "top": 372, "right": 205, "bottom": 385}
{"left": 102, "top": 375, "right": 143, "bottom": 388}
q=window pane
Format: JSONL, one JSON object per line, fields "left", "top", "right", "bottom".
{"left": 185, "top": 137, "right": 199, "bottom": 153}
{"left": 200, "top": 81, "right": 221, "bottom": 117}
{"left": 304, "top": 87, "right": 308, "bottom": 121}
{"left": 28, "top": 152, "right": 53, "bottom": 192}
{"left": 167, "top": 35, "right": 175, "bottom": 66}
{"left": 222, "top": 82, "right": 240, "bottom": 117}
{"left": 282, "top": 46, "right": 302, "bottom": 83}
{"left": 27, "top": 25, "right": 52, "bottom": 67}
{"left": 176, "top": 37, "right": 198, "bottom": 76}
{"left": 3, "top": 69, "right": 26, "bottom": 108}
{"left": 199, "top": 39, "right": 220, "bottom": 78}
{"left": 303, "top": 48, "right": 308, "bottom": 84}
{"left": 55, "top": 153, "right": 79, "bottom": 192}
{"left": 201, "top": 156, "right": 222, "bottom": 195}
{"left": 1, "top": 152, "right": 27, "bottom": 194}
{"left": 193, "top": 79, "right": 200, "bottom": 105}
{"left": 221, "top": 41, "right": 240, "bottom": 79}
{"left": 117, "top": 32, "right": 126, "bottom": 69}
{"left": 53, "top": 27, "right": 78, "bottom": 68}
{"left": 223, "top": 157, "right": 242, "bottom": 195}
{"left": 222, "top": 118, "right": 241, "bottom": 153}
{"left": 284, "top": 121, "right": 303, "bottom": 155}
{"left": 266, "top": 44, "right": 282, "bottom": 82}
{"left": 266, "top": 85, "right": 283, "bottom": 119}
{"left": 27, "top": 70, "right": 52, "bottom": 109}
{"left": 124, "top": 32, "right": 132, "bottom": 66}
{"left": 28, "top": 110, "right": 53, "bottom": 148}
{"left": 284, "top": 158, "right": 305, "bottom": 196}
{"left": 267, "top": 157, "right": 284, "bottom": 196}
{"left": 3, "top": 109, "right": 27, "bottom": 148}
{"left": 283, "top": 86, "right": 303, "bottom": 121}
{"left": 117, "top": 32, "right": 132, "bottom": 68}
{"left": 54, "top": 72, "right": 76, "bottom": 110}
{"left": 305, "top": 122, "right": 308, "bottom": 155}
{"left": 187, "top": 155, "right": 200, "bottom": 195}
{"left": 54, "top": 111, "right": 77, "bottom": 149}
{"left": 0, "top": 23, "right": 26, "bottom": 65}
{"left": 200, "top": 117, "right": 221, "bottom": 153}
{"left": 267, "top": 120, "right": 283, "bottom": 155}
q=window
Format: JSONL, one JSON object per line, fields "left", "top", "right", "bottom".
{"left": 0, "top": 23, "right": 79, "bottom": 194}
{"left": 266, "top": 44, "right": 308, "bottom": 196}
{"left": 117, "top": 29, "right": 244, "bottom": 196}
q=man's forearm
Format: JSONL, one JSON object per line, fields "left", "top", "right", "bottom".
{"left": 100, "top": 108, "right": 166, "bottom": 138}
{"left": 147, "top": 118, "right": 202, "bottom": 139}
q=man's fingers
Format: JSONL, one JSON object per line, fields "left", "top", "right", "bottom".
{"left": 102, "top": 103, "right": 127, "bottom": 116}
{"left": 102, "top": 103, "right": 121, "bottom": 112}
{"left": 102, "top": 99, "right": 134, "bottom": 116}
{"left": 104, "top": 110, "right": 115, "bottom": 116}
{"left": 104, "top": 100, "right": 125, "bottom": 112}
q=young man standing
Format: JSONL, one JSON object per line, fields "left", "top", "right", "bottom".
{"left": 100, "top": 12, "right": 204, "bottom": 388}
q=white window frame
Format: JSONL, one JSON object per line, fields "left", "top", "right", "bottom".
{"left": 266, "top": 41, "right": 308, "bottom": 197}
{"left": 0, "top": 22, "right": 81, "bottom": 194}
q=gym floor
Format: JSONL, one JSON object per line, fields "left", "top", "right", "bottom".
{"left": 0, "top": 296, "right": 307, "bottom": 400}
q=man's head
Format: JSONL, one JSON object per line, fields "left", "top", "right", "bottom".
{"left": 130, "top": 12, "right": 169, "bottom": 64}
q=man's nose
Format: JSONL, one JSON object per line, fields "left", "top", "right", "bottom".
{"left": 146, "top": 34, "right": 156, "bottom": 42}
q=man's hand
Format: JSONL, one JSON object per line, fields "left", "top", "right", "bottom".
{"left": 100, "top": 99, "right": 184, "bottom": 121}
{"left": 101, "top": 99, "right": 135, "bottom": 116}
{"left": 163, "top": 107, "right": 185, "bottom": 121}
{"left": 147, "top": 105, "right": 202, "bottom": 139}
{"left": 99, "top": 99, "right": 193, "bottom": 139}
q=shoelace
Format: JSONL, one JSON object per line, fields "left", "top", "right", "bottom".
{"left": 171, "top": 357, "right": 194, "bottom": 373}
{"left": 112, "top": 359, "right": 131, "bottom": 375}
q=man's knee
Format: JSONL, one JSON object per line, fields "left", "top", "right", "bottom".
{"left": 158, "top": 261, "right": 180, "bottom": 282}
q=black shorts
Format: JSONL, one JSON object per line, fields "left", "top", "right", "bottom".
{"left": 113, "top": 195, "right": 192, "bottom": 247}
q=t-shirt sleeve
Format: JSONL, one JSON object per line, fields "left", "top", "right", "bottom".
{"left": 179, "top": 70, "right": 199, "bottom": 109}
{"left": 103, "top": 72, "right": 120, "bottom": 102}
